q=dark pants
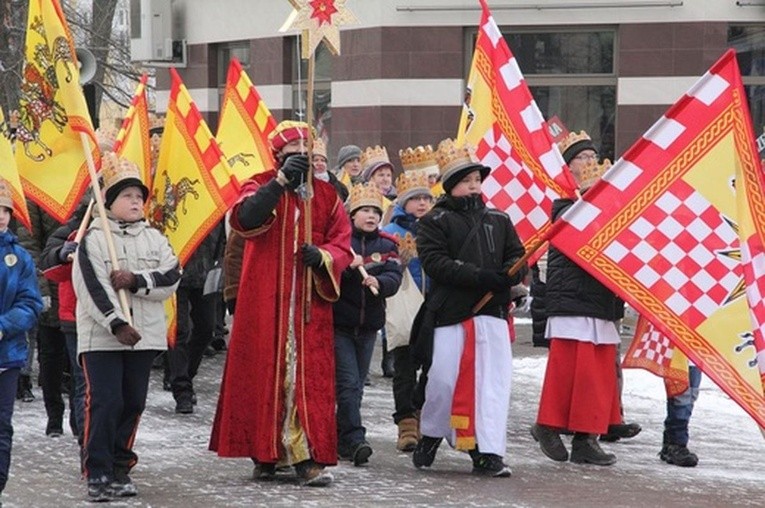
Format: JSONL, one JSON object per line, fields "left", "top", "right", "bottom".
{"left": 392, "top": 345, "right": 418, "bottom": 423}
{"left": 64, "top": 332, "right": 86, "bottom": 444}
{"left": 664, "top": 366, "right": 702, "bottom": 446}
{"left": 168, "top": 286, "right": 216, "bottom": 401}
{"left": 81, "top": 350, "right": 156, "bottom": 480}
{"left": 0, "top": 368, "right": 19, "bottom": 493}
{"left": 334, "top": 328, "right": 377, "bottom": 449}
{"left": 37, "top": 324, "right": 68, "bottom": 432}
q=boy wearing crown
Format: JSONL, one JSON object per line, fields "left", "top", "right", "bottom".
{"left": 383, "top": 149, "right": 435, "bottom": 452}
{"left": 0, "top": 177, "right": 43, "bottom": 500}
{"left": 210, "top": 121, "right": 353, "bottom": 487}
{"left": 73, "top": 153, "right": 181, "bottom": 501}
{"left": 334, "top": 183, "right": 402, "bottom": 466}
{"left": 412, "top": 139, "right": 526, "bottom": 477}
{"left": 531, "top": 132, "right": 625, "bottom": 466}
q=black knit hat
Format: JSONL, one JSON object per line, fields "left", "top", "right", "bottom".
{"left": 558, "top": 131, "right": 598, "bottom": 165}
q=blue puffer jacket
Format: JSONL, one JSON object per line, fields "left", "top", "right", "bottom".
{"left": 0, "top": 230, "right": 43, "bottom": 368}
{"left": 382, "top": 205, "right": 428, "bottom": 293}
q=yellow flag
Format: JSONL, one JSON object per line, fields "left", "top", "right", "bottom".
{"left": 15, "top": 0, "right": 98, "bottom": 223}
{"left": 0, "top": 109, "right": 32, "bottom": 230}
{"left": 113, "top": 74, "right": 152, "bottom": 190}
{"left": 149, "top": 69, "right": 239, "bottom": 266}
{"left": 216, "top": 58, "right": 276, "bottom": 184}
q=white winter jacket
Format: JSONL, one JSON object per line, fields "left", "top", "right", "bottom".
{"left": 73, "top": 214, "right": 181, "bottom": 354}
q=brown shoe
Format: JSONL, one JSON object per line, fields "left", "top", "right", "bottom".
{"left": 397, "top": 418, "right": 419, "bottom": 452}
{"left": 295, "top": 460, "right": 333, "bottom": 487}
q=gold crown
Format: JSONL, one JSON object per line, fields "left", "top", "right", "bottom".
{"left": 149, "top": 115, "right": 165, "bottom": 131}
{"left": 395, "top": 170, "right": 431, "bottom": 202}
{"left": 399, "top": 145, "right": 439, "bottom": 175}
{"left": 558, "top": 130, "right": 592, "bottom": 156}
{"left": 96, "top": 127, "right": 117, "bottom": 152}
{"left": 435, "top": 138, "right": 480, "bottom": 177}
{"left": 312, "top": 138, "right": 328, "bottom": 159}
{"left": 360, "top": 145, "right": 392, "bottom": 176}
{"left": 348, "top": 182, "right": 384, "bottom": 214}
{"left": 101, "top": 151, "right": 143, "bottom": 193}
{"left": 579, "top": 158, "right": 611, "bottom": 191}
{"left": 0, "top": 177, "right": 13, "bottom": 210}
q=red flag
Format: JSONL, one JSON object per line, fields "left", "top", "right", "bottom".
{"left": 457, "top": 0, "right": 578, "bottom": 262}
{"left": 548, "top": 49, "right": 765, "bottom": 427}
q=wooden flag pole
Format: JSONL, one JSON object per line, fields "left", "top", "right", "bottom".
{"left": 79, "top": 133, "right": 133, "bottom": 326}
{"left": 72, "top": 198, "right": 95, "bottom": 244}
{"left": 303, "top": 43, "right": 316, "bottom": 324}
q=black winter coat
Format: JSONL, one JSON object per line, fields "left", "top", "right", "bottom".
{"left": 545, "top": 198, "right": 624, "bottom": 321}
{"left": 416, "top": 194, "right": 526, "bottom": 326}
{"left": 333, "top": 227, "right": 403, "bottom": 332}
{"left": 530, "top": 263, "right": 549, "bottom": 348}
{"left": 180, "top": 220, "right": 225, "bottom": 289}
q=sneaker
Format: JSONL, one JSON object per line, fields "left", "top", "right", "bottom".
{"left": 530, "top": 424, "right": 568, "bottom": 462}
{"left": 470, "top": 452, "right": 512, "bottom": 478}
{"left": 295, "top": 460, "right": 333, "bottom": 487}
{"left": 600, "top": 422, "right": 642, "bottom": 442}
{"left": 46, "top": 421, "right": 64, "bottom": 438}
{"left": 252, "top": 463, "right": 277, "bottom": 481}
{"left": 412, "top": 436, "right": 442, "bottom": 468}
{"left": 570, "top": 433, "right": 617, "bottom": 466}
{"left": 351, "top": 441, "right": 373, "bottom": 466}
{"left": 110, "top": 471, "right": 137, "bottom": 497}
{"left": 659, "top": 443, "right": 698, "bottom": 467}
{"left": 87, "top": 476, "right": 112, "bottom": 502}
{"left": 175, "top": 397, "right": 194, "bottom": 414}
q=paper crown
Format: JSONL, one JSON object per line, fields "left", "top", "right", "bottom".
{"left": 360, "top": 145, "right": 393, "bottom": 180}
{"left": 348, "top": 182, "right": 384, "bottom": 215}
{"left": 312, "top": 137, "right": 328, "bottom": 159}
{"left": 579, "top": 158, "right": 612, "bottom": 191}
{"left": 149, "top": 115, "right": 165, "bottom": 134}
{"left": 396, "top": 170, "right": 432, "bottom": 205}
{"left": 435, "top": 138, "right": 488, "bottom": 191}
{"left": 95, "top": 127, "right": 117, "bottom": 152}
{"left": 0, "top": 177, "right": 13, "bottom": 211}
{"left": 101, "top": 152, "right": 148, "bottom": 206}
{"left": 558, "top": 130, "right": 597, "bottom": 164}
{"left": 399, "top": 145, "right": 439, "bottom": 176}
{"left": 268, "top": 120, "right": 310, "bottom": 154}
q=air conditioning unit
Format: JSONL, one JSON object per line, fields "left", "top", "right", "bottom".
{"left": 130, "top": 0, "right": 173, "bottom": 61}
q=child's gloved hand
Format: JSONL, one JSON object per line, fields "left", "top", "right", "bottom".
{"left": 114, "top": 324, "right": 142, "bottom": 346}
{"left": 110, "top": 270, "right": 137, "bottom": 291}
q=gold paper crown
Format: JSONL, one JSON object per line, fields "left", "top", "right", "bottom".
{"left": 399, "top": 145, "right": 439, "bottom": 175}
{"left": 312, "top": 138, "right": 328, "bottom": 159}
{"left": 348, "top": 182, "right": 384, "bottom": 214}
{"left": 101, "top": 152, "right": 143, "bottom": 194}
{"left": 149, "top": 115, "right": 165, "bottom": 132}
{"left": 557, "top": 130, "right": 592, "bottom": 156}
{"left": 95, "top": 127, "right": 117, "bottom": 152}
{"left": 360, "top": 145, "right": 392, "bottom": 177}
{"left": 0, "top": 177, "right": 13, "bottom": 210}
{"left": 435, "top": 138, "right": 480, "bottom": 177}
{"left": 395, "top": 170, "right": 431, "bottom": 202}
{"left": 579, "top": 158, "right": 611, "bottom": 191}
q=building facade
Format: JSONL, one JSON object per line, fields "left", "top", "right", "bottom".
{"left": 148, "top": 0, "right": 765, "bottom": 166}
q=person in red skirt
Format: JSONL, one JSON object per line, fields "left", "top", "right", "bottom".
{"left": 531, "top": 132, "right": 623, "bottom": 466}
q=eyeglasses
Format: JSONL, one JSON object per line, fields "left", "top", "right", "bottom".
{"left": 573, "top": 153, "right": 598, "bottom": 162}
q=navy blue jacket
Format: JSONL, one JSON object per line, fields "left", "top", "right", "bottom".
{"left": 333, "top": 227, "right": 403, "bottom": 332}
{"left": 0, "top": 230, "right": 43, "bottom": 368}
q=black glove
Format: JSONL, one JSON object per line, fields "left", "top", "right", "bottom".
{"left": 301, "top": 244, "right": 323, "bottom": 268}
{"left": 114, "top": 324, "right": 142, "bottom": 346}
{"left": 280, "top": 154, "right": 310, "bottom": 190}
{"left": 58, "top": 241, "right": 78, "bottom": 262}
{"left": 476, "top": 269, "right": 514, "bottom": 292}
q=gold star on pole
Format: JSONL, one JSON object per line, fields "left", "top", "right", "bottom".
{"left": 282, "top": 0, "right": 358, "bottom": 59}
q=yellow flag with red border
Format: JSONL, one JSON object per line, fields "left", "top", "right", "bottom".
{"left": 216, "top": 58, "right": 276, "bottom": 184}
{"left": 15, "top": 0, "right": 98, "bottom": 223}
{"left": 113, "top": 74, "right": 152, "bottom": 190}
{"left": 148, "top": 68, "right": 239, "bottom": 267}
{"left": 0, "top": 108, "right": 32, "bottom": 230}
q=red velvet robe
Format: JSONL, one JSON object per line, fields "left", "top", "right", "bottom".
{"left": 209, "top": 172, "right": 352, "bottom": 465}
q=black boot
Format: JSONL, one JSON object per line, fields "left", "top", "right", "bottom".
{"left": 570, "top": 433, "right": 617, "bottom": 466}
{"left": 600, "top": 421, "right": 642, "bottom": 442}
{"left": 660, "top": 443, "right": 698, "bottom": 467}
{"left": 16, "top": 374, "right": 34, "bottom": 402}
{"left": 530, "top": 424, "right": 568, "bottom": 462}
{"left": 412, "top": 436, "right": 442, "bottom": 468}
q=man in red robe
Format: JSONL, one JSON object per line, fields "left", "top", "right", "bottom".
{"left": 210, "top": 121, "right": 353, "bottom": 486}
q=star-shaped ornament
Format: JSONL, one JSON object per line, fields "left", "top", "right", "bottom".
{"left": 282, "top": 0, "right": 358, "bottom": 58}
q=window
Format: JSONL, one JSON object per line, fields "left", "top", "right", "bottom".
{"left": 472, "top": 28, "right": 617, "bottom": 160}
{"left": 217, "top": 43, "right": 251, "bottom": 86}
{"left": 291, "top": 40, "right": 332, "bottom": 146}
{"left": 729, "top": 25, "right": 765, "bottom": 146}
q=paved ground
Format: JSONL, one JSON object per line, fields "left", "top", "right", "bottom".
{"left": 3, "top": 318, "right": 764, "bottom": 507}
